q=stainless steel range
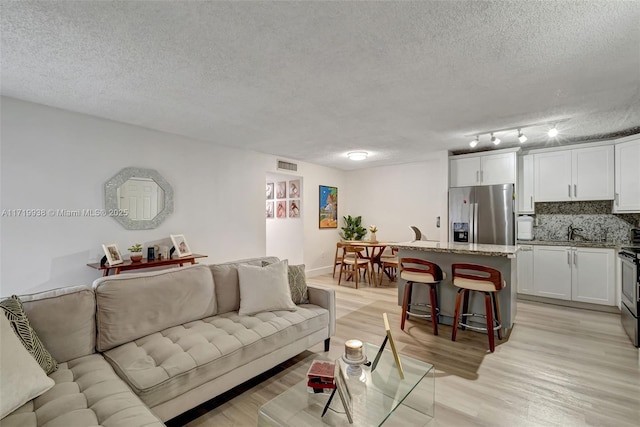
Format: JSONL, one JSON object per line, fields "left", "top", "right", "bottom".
{"left": 619, "top": 246, "right": 640, "bottom": 347}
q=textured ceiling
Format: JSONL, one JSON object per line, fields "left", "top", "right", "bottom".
{"left": 1, "top": 1, "right": 639, "bottom": 170}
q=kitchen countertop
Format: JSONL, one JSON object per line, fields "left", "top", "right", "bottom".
{"left": 517, "top": 239, "right": 621, "bottom": 249}
{"left": 393, "top": 241, "right": 518, "bottom": 258}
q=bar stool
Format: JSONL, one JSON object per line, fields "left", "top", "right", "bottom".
{"left": 451, "top": 263, "right": 504, "bottom": 352}
{"left": 400, "top": 258, "right": 445, "bottom": 335}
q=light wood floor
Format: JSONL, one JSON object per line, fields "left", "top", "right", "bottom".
{"left": 168, "top": 274, "right": 640, "bottom": 427}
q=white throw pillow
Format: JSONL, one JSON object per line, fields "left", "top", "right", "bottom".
{"left": 0, "top": 314, "right": 55, "bottom": 418}
{"left": 238, "top": 260, "right": 297, "bottom": 316}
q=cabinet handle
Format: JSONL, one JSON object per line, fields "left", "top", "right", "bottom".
{"left": 530, "top": 196, "right": 533, "bottom": 208}
{"left": 567, "top": 251, "right": 570, "bottom": 264}
{"left": 574, "top": 184, "right": 577, "bottom": 198}
{"left": 481, "top": 170, "right": 484, "bottom": 182}
{"left": 568, "top": 184, "right": 571, "bottom": 198}
{"left": 476, "top": 171, "right": 480, "bottom": 183}
{"left": 573, "top": 251, "right": 577, "bottom": 265}
{"left": 615, "top": 193, "right": 619, "bottom": 206}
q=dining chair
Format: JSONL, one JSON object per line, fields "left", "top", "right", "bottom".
{"left": 332, "top": 242, "right": 346, "bottom": 278}
{"left": 338, "top": 246, "right": 372, "bottom": 289}
{"left": 410, "top": 226, "right": 427, "bottom": 241}
{"left": 378, "top": 248, "right": 399, "bottom": 286}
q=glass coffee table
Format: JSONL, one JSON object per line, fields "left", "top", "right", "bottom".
{"left": 258, "top": 342, "right": 435, "bottom": 426}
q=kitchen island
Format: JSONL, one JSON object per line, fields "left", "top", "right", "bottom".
{"left": 392, "top": 241, "right": 519, "bottom": 331}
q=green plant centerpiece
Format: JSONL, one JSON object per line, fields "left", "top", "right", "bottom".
{"left": 340, "top": 215, "right": 368, "bottom": 241}
{"left": 128, "top": 243, "right": 143, "bottom": 262}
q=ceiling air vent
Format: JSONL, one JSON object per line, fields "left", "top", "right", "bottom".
{"left": 277, "top": 160, "right": 297, "bottom": 172}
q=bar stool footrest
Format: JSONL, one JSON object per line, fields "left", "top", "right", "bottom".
{"left": 406, "top": 305, "right": 440, "bottom": 320}
{"left": 459, "top": 313, "right": 501, "bottom": 332}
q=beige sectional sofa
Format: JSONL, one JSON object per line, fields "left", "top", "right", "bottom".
{"left": 1, "top": 257, "right": 336, "bottom": 425}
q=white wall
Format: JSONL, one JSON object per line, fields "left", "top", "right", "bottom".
{"left": 265, "top": 173, "right": 304, "bottom": 265}
{"left": 343, "top": 152, "right": 449, "bottom": 244}
{"left": 0, "top": 97, "right": 346, "bottom": 294}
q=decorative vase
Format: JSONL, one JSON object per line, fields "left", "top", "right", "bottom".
{"left": 130, "top": 254, "right": 143, "bottom": 262}
{"left": 370, "top": 232, "right": 377, "bottom": 243}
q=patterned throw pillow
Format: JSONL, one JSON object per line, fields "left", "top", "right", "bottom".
{"left": 288, "top": 264, "right": 309, "bottom": 304}
{"left": 0, "top": 295, "right": 58, "bottom": 374}
{"left": 262, "top": 261, "right": 309, "bottom": 304}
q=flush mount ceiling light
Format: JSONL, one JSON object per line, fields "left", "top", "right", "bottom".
{"left": 491, "top": 133, "right": 501, "bottom": 145}
{"left": 347, "top": 151, "right": 368, "bottom": 161}
{"left": 469, "top": 136, "right": 479, "bottom": 148}
{"left": 548, "top": 126, "right": 559, "bottom": 138}
{"left": 518, "top": 129, "right": 527, "bottom": 143}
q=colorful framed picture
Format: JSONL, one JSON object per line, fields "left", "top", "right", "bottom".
{"left": 170, "top": 234, "right": 192, "bottom": 257}
{"left": 266, "top": 201, "right": 274, "bottom": 218}
{"left": 102, "top": 243, "right": 123, "bottom": 265}
{"left": 266, "top": 182, "right": 274, "bottom": 200}
{"left": 276, "top": 181, "right": 287, "bottom": 199}
{"left": 288, "top": 179, "right": 300, "bottom": 199}
{"left": 276, "top": 201, "right": 287, "bottom": 218}
{"left": 289, "top": 199, "right": 300, "bottom": 218}
{"left": 319, "top": 185, "right": 338, "bottom": 228}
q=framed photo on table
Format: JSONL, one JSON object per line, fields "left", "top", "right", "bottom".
{"left": 102, "top": 243, "right": 123, "bottom": 266}
{"left": 335, "top": 363, "right": 353, "bottom": 423}
{"left": 170, "top": 234, "right": 192, "bottom": 257}
{"left": 319, "top": 185, "right": 338, "bottom": 228}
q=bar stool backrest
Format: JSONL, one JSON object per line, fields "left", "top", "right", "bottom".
{"left": 399, "top": 258, "right": 444, "bottom": 282}
{"left": 451, "top": 263, "right": 503, "bottom": 291}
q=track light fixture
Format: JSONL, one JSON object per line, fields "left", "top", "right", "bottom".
{"left": 518, "top": 129, "right": 527, "bottom": 143}
{"left": 465, "top": 120, "right": 566, "bottom": 149}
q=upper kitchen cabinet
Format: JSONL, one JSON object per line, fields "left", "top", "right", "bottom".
{"left": 450, "top": 149, "right": 517, "bottom": 187}
{"left": 517, "top": 154, "right": 534, "bottom": 213}
{"left": 614, "top": 136, "right": 640, "bottom": 212}
{"left": 534, "top": 145, "right": 614, "bottom": 202}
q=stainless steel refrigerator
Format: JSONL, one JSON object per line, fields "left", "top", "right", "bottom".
{"left": 449, "top": 184, "right": 515, "bottom": 245}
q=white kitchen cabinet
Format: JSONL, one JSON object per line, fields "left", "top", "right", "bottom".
{"left": 518, "top": 155, "right": 534, "bottom": 213}
{"left": 450, "top": 151, "right": 516, "bottom": 187}
{"left": 614, "top": 137, "right": 640, "bottom": 212}
{"left": 533, "top": 246, "right": 572, "bottom": 300}
{"left": 571, "top": 248, "right": 615, "bottom": 305}
{"left": 517, "top": 245, "right": 534, "bottom": 295}
{"left": 530, "top": 245, "right": 616, "bottom": 306}
{"left": 534, "top": 145, "right": 614, "bottom": 202}
{"left": 450, "top": 157, "right": 481, "bottom": 187}
{"left": 572, "top": 145, "right": 614, "bottom": 201}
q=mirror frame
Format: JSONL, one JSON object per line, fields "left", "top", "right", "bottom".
{"left": 105, "top": 167, "right": 174, "bottom": 230}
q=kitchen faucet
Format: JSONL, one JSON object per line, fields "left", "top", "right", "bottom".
{"left": 568, "top": 224, "right": 583, "bottom": 241}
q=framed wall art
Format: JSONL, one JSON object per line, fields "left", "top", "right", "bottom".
{"left": 289, "top": 199, "right": 300, "bottom": 218}
{"left": 102, "top": 243, "right": 123, "bottom": 265}
{"left": 266, "top": 201, "right": 274, "bottom": 218}
{"left": 276, "top": 201, "right": 287, "bottom": 218}
{"left": 266, "top": 182, "right": 274, "bottom": 200}
{"left": 319, "top": 185, "right": 338, "bottom": 228}
{"left": 288, "top": 179, "right": 300, "bottom": 199}
{"left": 170, "top": 234, "right": 192, "bottom": 257}
{"left": 276, "top": 181, "right": 287, "bottom": 199}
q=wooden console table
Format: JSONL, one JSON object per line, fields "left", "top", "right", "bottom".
{"left": 87, "top": 254, "right": 208, "bottom": 276}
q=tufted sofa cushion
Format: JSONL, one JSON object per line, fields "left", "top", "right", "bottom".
{"left": 93, "top": 264, "right": 217, "bottom": 352}
{"left": 0, "top": 354, "right": 164, "bottom": 427}
{"left": 103, "top": 304, "right": 328, "bottom": 408}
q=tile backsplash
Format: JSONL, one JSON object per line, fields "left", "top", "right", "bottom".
{"left": 525, "top": 201, "right": 640, "bottom": 244}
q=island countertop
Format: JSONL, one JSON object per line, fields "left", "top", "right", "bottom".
{"left": 392, "top": 241, "right": 519, "bottom": 258}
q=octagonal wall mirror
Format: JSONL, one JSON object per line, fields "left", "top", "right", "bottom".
{"left": 105, "top": 167, "right": 174, "bottom": 230}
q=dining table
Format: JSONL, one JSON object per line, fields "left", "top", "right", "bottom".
{"left": 340, "top": 241, "right": 395, "bottom": 285}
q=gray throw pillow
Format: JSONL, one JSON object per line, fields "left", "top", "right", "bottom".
{"left": 0, "top": 295, "right": 58, "bottom": 374}
{"left": 263, "top": 260, "right": 309, "bottom": 304}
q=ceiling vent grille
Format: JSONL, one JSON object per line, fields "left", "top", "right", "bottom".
{"left": 277, "top": 160, "right": 298, "bottom": 172}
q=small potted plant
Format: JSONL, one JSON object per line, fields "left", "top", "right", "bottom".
{"left": 128, "top": 243, "right": 143, "bottom": 262}
{"left": 340, "top": 215, "right": 368, "bottom": 241}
